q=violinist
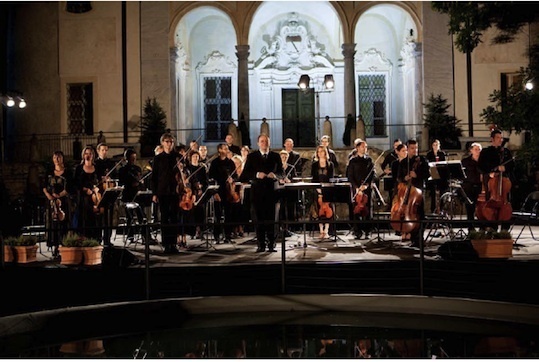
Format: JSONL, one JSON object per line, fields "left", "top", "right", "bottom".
{"left": 230, "top": 155, "right": 246, "bottom": 238}
{"left": 151, "top": 133, "right": 181, "bottom": 254}
{"left": 395, "top": 139, "right": 430, "bottom": 247}
{"left": 311, "top": 145, "right": 335, "bottom": 240}
{"left": 239, "top": 134, "right": 284, "bottom": 252}
{"left": 208, "top": 143, "right": 237, "bottom": 244}
{"left": 347, "top": 139, "right": 374, "bottom": 240}
{"left": 177, "top": 160, "right": 194, "bottom": 249}
{"left": 278, "top": 149, "right": 297, "bottom": 237}
{"left": 74, "top": 146, "right": 102, "bottom": 242}
{"left": 42, "top": 150, "right": 73, "bottom": 258}
{"left": 478, "top": 129, "right": 515, "bottom": 231}
{"left": 118, "top": 149, "right": 147, "bottom": 243}
{"left": 186, "top": 150, "right": 208, "bottom": 239}
{"left": 461, "top": 142, "right": 483, "bottom": 232}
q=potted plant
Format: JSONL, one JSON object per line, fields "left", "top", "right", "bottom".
{"left": 3, "top": 236, "right": 17, "bottom": 263}
{"left": 59, "top": 232, "right": 85, "bottom": 265}
{"left": 81, "top": 238, "right": 103, "bottom": 266}
{"left": 9, "top": 235, "right": 39, "bottom": 263}
{"left": 469, "top": 230, "right": 514, "bottom": 259}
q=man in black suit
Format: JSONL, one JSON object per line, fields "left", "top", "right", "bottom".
{"left": 240, "top": 134, "right": 284, "bottom": 252}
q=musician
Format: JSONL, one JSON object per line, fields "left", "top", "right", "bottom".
{"left": 225, "top": 133, "right": 241, "bottom": 155}
{"left": 74, "top": 146, "right": 102, "bottom": 242}
{"left": 151, "top": 133, "right": 181, "bottom": 254}
{"left": 118, "top": 148, "right": 147, "bottom": 243}
{"left": 240, "top": 134, "right": 284, "bottom": 252}
{"left": 42, "top": 150, "right": 73, "bottom": 258}
{"left": 478, "top": 129, "right": 515, "bottom": 231}
{"left": 319, "top": 135, "right": 339, "bottom": 172}
{"left": 186, "top": 150, "right": 209, "bottom": 239}
{"left": 395, "top": 139, "right": 430, "bottom": 247}
{"left": 347, "top": 139, "right": 374, "bottom": 240}
{"left": 230, "top": 155, "right": 246, "bottom": 238}
{"left": 95, "top": 143, "right": 116, "bottom": 180}
{"left": 240, "top": 145, "right": 250, "bottom": 164}
{"left": 208, "top": 143, "right": 236, "bottom": 244}
{"left": 311, "top": 145, "right": 335, "bottom": 239}
{"left": 284, "top": 138, "right": 303, "bottom": 176}
{"left": 278, "top": 149, "right": 297, "bottom": 237}
{"left": 461, "top": 142, "right": 483, "bottom": 231}
{"left": 380, "top": 139, "right": 402, "bottom": 206}
{"left": 177, "top": 161, "right": 195, "bottom": 249}
{"left": 426, "top": 139, "right": 449, "bottom": 213}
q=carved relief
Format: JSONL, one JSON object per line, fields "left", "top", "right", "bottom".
{"left": 196, "top": 51, "right": 237, "bottom": 73}
{"left": 355, "top": 48, "right": 393, "bottom": 73}
{"left": 256, "top": 12, "right": 333, "bottom": 70}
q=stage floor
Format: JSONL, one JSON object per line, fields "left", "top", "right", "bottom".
{"left": 28, "top": 222, "right": 539, "bottom": 268}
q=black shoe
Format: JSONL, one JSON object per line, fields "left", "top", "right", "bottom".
{"left": 284, "top": 230, "right": 292, "bottom": 237}
{"left": 256, "top": 247, "right": 265, "bottom": 253}
{"left": 224, "top": 238, "right": 232, "bottom": 244}
{"left": 364, "top": 233, "right": 370, "bottom": 240}
{"left": 268, "top": 248, "right": 277, "bottom": 252}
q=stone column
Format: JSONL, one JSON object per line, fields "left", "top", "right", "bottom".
{"left": 342, "top": 43, "right": 357, "bottom": 122}
{"left": 236, "top": 45, "right": 250, "bottom": 132}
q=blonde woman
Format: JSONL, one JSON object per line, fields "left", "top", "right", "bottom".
{"left": 311, "top": 145, "right": 335, "bottom": 239}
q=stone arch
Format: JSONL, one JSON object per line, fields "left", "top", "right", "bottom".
{"left": 171, "top": 6, "right": 238, "bottom": 144}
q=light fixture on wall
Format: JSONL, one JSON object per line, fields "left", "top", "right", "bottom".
{"left": 1, "top": 92, "right": 27, "bottom": 109}
{"left": 525, "top": 78, "right": 534, "bottom": 90}
{"left": 297, "top": 74, "right": 335, "bottom": 143}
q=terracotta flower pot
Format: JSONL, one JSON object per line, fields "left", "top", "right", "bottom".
{"left": 59, "top": 246, "right": 84, "bottom": 265}
{"left": 3, "top": 245, "right": 14, "bottom": 263}
{"left": 82, "top": 246, "right": 104, "bottom": 265}
{"left": 471, "top": 239, "right": 513, "bottom": 259}
{"left": 13, "top": 245, "right": 38, "bottom": 263}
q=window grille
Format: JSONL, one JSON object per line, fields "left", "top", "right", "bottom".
{"left": 358, "top": 74, "right": 387, "bottom": 137}
{"left": 204, "top": 77, "right": 232, "bottom": 142}
{"left": 67, "top": 83, "right": 94, "bottom": 135}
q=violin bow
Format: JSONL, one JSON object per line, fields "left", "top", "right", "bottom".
{"left": 174, "top": 134, "right": 203, "bottom": 168}
{"left": 104, "top": 157, "right": 125, "bottom": 179}
{"left": 284, "top": 156, "right": 302, "bottom": 180}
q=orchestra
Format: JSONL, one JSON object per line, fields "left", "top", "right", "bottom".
{"left": 32, "top": 128, "right": 521, "bottom": 257}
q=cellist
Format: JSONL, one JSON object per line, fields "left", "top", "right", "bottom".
{"left": 395, "top": 139, "right": 430, "bottom": 247}
{"left": 478, "top": 128, "right": 515, "bottom": 231}
{"left": 347, "top": 139, "right": 374, "bottom": 240}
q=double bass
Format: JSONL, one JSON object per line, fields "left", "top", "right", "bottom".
{"left": 390, "top": 157, "right": 423, "bottom": 234}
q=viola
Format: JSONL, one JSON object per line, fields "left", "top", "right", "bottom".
{"left": 353, "top": 188, "right": 369, "bottom": 217}
{"left": 179, "top": 187, "right": 195, "bottom": 211}
{"left": 390, "top": 157, "right": 422, "bottom": 234}
{"left": 91, "top": 186, "right": 104, "bottom": 214}
{"left": 318, "top": 194, "right": 333, "bottom": 219}
{"left": 50, "top": 198, "right": 65, "bottom": 222}
{"left": 226, "top": 177, "right": 241, "bottom": 203}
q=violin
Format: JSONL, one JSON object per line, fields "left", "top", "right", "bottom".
{"left": 50, "top": 198, "right": 65, "bottom": 222}
{"left": 176, "top": 163, "right": 195, "bottom": 211}
{"left": 317, "top": 194, "right": 333, "bottom": 219}
{"left": 353, "top": 188, "right": 369, "bottom": 217}
{"left": 390, "top": 157, "right": 422, "bottom": 234}
{"left": 91, "top": 185, "right": 104, "bottom": 214}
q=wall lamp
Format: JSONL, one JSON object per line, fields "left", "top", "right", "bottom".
{"left": 297, "top": 74, "right": 334, "bottom": 91}
{"left": 1, "top": 92, "right": 27, "bottom": 109}
{"left": 525, "top": 78, "right": 534, "bottom": 91}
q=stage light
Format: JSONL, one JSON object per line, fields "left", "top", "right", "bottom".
{"left": 298, "top": 74, "right": 310, "bottom": 89}
{"left": 525, "top": 79, "right": 534, "bottom": 90}
{"left": 324, "top": 74, "right": 334, "bottom": 89}
{"left": 6, "top": 97, "right": 15, "bottom": 107}
{"left": 18, "top": 97, "right": 26, "bottom": 108}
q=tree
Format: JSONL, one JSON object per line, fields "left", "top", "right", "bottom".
{"left": 431, "top": 2, "right": 537, "bottom": 136}
{"left": 139, "top": 97, "right": 167, "bottom": 157}
{"left": 423, "top": 94, "right": 462, "bottom": 150}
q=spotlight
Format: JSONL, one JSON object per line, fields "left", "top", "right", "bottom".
{"left": 18, "top": 98, "right": 26, "bottom": 108}
{"left": 324, "top": 74, "right": 334, "bottom": 89}
{"left": 6, "top": 97, "right": 15, "bottom": 107}
{"left": 525, "top": 80, "right": 534, "bottom": 90}
{"left": 298, "top": 74, "right": 310, "bottom": 90}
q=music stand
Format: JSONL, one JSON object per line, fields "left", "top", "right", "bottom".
{"left": 321, "top": 183, "right": 356, "bottom": 246}
{"left": 133, "top": 191, "right": 153, "bottom": 207}
{"left": 192, "top": 185, "right": 219, "bottom": 250}
{"left": 98, "top": 187, "right": 123, "bottom": 246}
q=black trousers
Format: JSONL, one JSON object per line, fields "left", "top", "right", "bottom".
{"left": 157, "top": 195, "right": 179, "bottom": 248}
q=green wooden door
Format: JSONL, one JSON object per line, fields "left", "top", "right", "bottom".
{"left": 282, "top": 89, "right": 315, "bottom": 147}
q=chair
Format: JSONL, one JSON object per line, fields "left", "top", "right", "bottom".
{"left": 511, "top": 191, "right": 539, "bottom": 242}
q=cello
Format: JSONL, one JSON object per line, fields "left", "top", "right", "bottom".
{"left": 390, "top": 157, "right": 423, "bottom": 234}
{"left": 353, "top": 151, "right": 385, "bottom": 217}
{"left": 478, "top": 157, "right": 514, "bottom": 222}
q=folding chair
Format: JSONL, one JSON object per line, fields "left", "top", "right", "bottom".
{"left": 511, "top": 191, "right": 539, "bottom": 242}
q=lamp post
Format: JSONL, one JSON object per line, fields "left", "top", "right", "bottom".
{"left": 298, "top": 74, "right": 334, "bottom": 144}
